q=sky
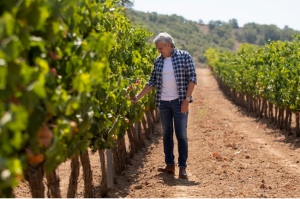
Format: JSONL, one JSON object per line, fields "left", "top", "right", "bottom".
{"left": 132, "top": 0, "right": 300, "bottom": 31}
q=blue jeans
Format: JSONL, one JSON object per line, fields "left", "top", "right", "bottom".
{"left": 159, "top": 98, "right": 188, "bottom": 167}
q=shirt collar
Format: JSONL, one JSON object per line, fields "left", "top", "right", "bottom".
{"left": 159, "top": 48, "right": 177, "bottom": 59}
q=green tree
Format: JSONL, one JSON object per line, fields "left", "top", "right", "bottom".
{"left": 281, "top": 26, "right": 294, "bottom": 41}
{"left": 149, "top": 12, "right": 158, "bottom": 22}
{"left": 198, "top": 19, "right": 204, "bottom": 25}
{"left": 264, "top": 25, "right": 281, "bottom": 41}
{"left": 229, "top": 18, "right": 239, "bottom": 29}
{"left": 208, "top": 20, "right": 216, "bottom": 31}
{"left": 244, "top": 28, "right": 257, "bottom": 43}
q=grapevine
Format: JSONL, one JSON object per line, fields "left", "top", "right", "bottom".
{"left": 0, "top": 0, "right": 157, "bottom": 197}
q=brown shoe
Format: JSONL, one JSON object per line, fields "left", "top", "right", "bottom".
{"left": 179, "top": 167, "right": 188, "bottom": 179}
{"left": 157, "top": 164, "right": 175, "bottom": 175}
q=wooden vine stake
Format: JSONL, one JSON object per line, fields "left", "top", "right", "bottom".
{"left": 106, "top": 149, "right": 114, "bottom": 189}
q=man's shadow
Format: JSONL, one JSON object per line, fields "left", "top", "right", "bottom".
{"left": 157, "top": 173, "right": 200, "bottom": 186}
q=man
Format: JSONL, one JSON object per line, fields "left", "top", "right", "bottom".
{"left": 132, "top": 32, "right": 197, "bottom": 179}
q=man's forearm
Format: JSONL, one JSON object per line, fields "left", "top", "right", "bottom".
{"left": 136, "top": 85, "right": 153, "bottom": 100}
{"left": 185, "top": 82, "right": 196, "bottom": 97}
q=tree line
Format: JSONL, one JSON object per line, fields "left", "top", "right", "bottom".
{"left": 126, "top": 9, "right": 300, "bottom": 63}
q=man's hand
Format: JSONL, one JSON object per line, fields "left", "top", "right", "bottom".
{"left": 130, "top": 85, "right": 153, "bottom": 105}
{"left": 181, "top": 100, "right": 189, "bottom": 113}
{"left": 131, "top": 96, "right": 138, "bottom": 104}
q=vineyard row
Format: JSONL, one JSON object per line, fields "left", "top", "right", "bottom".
{"left": 0, "top": 0, "right": 158, "bottom": 197}
{"left": 205, "top": 35, "right": 300, "bottom": 135}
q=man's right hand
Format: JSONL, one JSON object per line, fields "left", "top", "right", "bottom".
{"left": 131, "top": 96, "right": 138, "bottom": 104}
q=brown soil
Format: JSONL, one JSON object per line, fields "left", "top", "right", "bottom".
{"left": 14, "top": 68, "right": 300, "bottom": 198}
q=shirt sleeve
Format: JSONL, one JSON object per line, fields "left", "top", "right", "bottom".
{"left": 186, "top": 53, "right": 197, "bottom": 84}
{"left": 146, "top": 63, "right": 157, "bottom": 88}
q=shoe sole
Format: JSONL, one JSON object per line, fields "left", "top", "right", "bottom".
{"left": 179, "top": 175, "right": 188, "bottom": 179}
{"left": 157, "top": 168, "right": 175, "bottom": 175}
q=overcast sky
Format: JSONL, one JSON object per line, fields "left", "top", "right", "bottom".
{"left": 132, "top": 0, "right": 300, "bottom": 30}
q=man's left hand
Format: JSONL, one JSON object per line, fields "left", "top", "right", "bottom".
{"left": 181, "top": 100, "right": 189, "bottom": 114}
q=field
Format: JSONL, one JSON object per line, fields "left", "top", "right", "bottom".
{"left": 14, "top": 68, "right": 300, "bottom": 198}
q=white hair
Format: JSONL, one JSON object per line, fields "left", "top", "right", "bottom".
{"left": 153, "top": 32, "right": 175, "bottom": 48}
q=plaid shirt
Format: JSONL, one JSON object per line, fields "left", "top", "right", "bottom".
{"left": 147, "top": 48, "right": 197, "bottom": 107}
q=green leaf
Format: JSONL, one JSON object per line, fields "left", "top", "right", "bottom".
{"left": 0, "top": 59, "right": 7, "bottom": 89}
{"left": 73, "top": 73, "right": 91, "bottom": 93}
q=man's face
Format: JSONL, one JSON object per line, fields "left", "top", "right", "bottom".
{"left": 155, "top": 41, "right": 173, "bottom": 58}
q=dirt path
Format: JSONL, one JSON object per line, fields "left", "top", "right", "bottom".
{"left": 109, "top": 68, "right": 300, "bottom": 198}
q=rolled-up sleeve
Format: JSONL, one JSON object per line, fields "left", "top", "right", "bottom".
{"left": 146, "top": 68, "right": 156, "bottom": 88}
{"left": 186, "top": 54, "right": 197, "bottom": 84}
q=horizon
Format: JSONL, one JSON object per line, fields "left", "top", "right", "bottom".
{"left": 132, "top": 0, "right": 300, "bottom": 31}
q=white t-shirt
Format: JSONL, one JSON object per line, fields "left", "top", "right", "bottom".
{"left": 161, "top": 57, "right": 179, "bottom": 101}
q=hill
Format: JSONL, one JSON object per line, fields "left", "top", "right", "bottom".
{"left": 125, "top": 9, "right": 300, "bottom": 63}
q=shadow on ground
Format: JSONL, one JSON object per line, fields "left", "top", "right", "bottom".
{"left": 108, "top": 123, "right": 164, "bottom": 198}
{"left": 157, "top": 173, "right": 200, "bottom": 186}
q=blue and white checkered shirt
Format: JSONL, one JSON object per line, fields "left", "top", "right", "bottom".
{"left": 147, "top": 48, "right": 197, "bottom": 107}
